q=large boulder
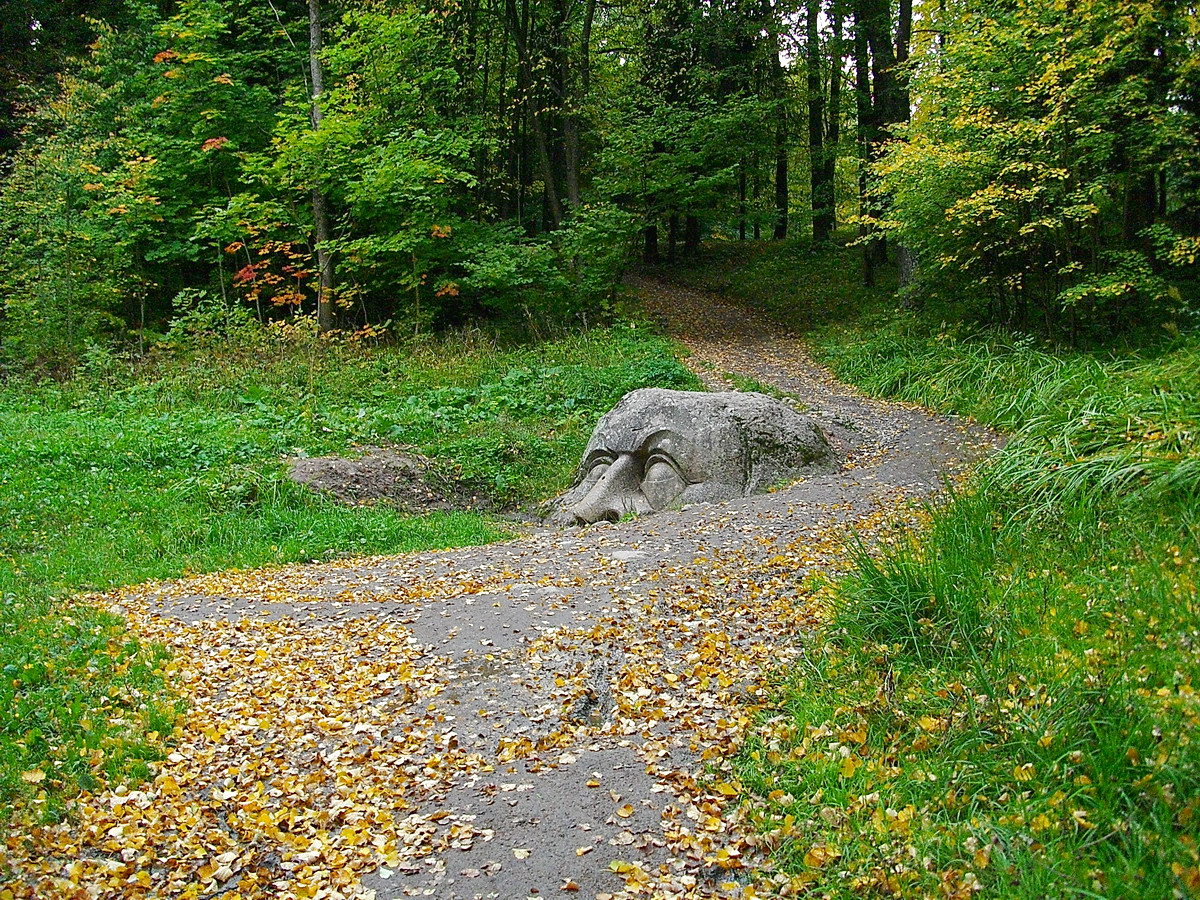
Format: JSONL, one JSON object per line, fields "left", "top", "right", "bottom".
{"left": 551, "top": 388, "right": 836, "bottom": 525}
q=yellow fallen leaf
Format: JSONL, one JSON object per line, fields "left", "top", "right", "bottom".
{"left": 20, "top": 770, "right": 45, "bottom": 784}
{"left": 616, "top": 804, "right": 634, "bottom": 818}
{"left": 1013, "top": 763, "right": 1035, "bottom": 782}
{"left": 576, "top": 846, "right": 593, "bottom": 856}
{"left": 803, "top": 845, "right": 838, "bottom": 868}
{"left": 839, "top": 755, "right": 862, "bottom": 778}
{"left": 513, "top": 848, "right": 531, "bottom": 859}
{"left": 713, "top": 782, "right": 739, "bottom": 797}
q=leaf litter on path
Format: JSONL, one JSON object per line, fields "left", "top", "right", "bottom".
{"left": 2, "top": 280, "right": 995, "bottom": 899}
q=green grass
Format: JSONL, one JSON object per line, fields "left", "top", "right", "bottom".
{"left": 645, "top": 233, "right": 897, "bottom": 332}
{"left": 695, "top": 239, "right": 1200, "bottom": 898}
{"left": 0, "top": 320, "right": 698, "bottom": 820}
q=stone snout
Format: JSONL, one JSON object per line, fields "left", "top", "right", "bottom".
{"left": 551, "top": 388, "right": 837, "bottom": 526}
{"left": 568, "top": 453, "right": 656, "bottom": 525}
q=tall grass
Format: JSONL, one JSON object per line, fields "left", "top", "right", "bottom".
{"left": 711, "top": 240, "right": 1200, "bottom": 898}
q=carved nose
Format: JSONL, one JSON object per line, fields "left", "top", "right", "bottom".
{"left": 570, "top": 455, "right": 640, "bottom": 525}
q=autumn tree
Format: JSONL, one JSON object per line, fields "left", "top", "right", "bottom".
{"left": 868, "top": 0, "right": 1199, "bottom": 334}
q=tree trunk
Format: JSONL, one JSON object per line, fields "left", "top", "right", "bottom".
{"left": 773, "top": 51, "right": 789, "bottom": 240}
{"left": 853, "top": 5, "right": 876, "bottom": 287}
{"left": 684, "top": 214, "right": 700, "bottom": 256}
{"left": 668, "top": 213, "right": 679, "bottom": 263}
{"left": 308, "top": 0, "right": 335, "bottom": 334}
{"left": 808, "top": 0, "right": 831, "bottom": 243}
{"left": 507, "top": 0, "right": 563, "bottom": 229}
{"left": 826, "top": 8, "right": 844, "bottom": 234}
{"left": 739, "top": 161, "right": 747, "bottom": 240}
{"left": 1123, "top": 171, "right": 1158, "bottom": 246}
{"left": 563, "top": 0, "right": 596, "bottom": 209}
{"left": 861, "top": 0, "right": 901, "bottom": 129}
{"left": 774, "top": 129, "right": 789, "bottom": 240}
{"left": 644, "top": 223, "right": 660, "bottom": 264}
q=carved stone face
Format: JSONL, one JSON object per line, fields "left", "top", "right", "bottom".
{"left": 551, "top": 389, "right": 835, "bottom": 525}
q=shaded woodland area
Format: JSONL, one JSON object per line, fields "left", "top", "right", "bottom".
{"left": 1, "top": 0, "right": 1198, "bottom": 361}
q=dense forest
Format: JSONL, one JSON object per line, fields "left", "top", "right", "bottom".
{"left": 2, "top": 0, "right": 1197, "bottom": 364}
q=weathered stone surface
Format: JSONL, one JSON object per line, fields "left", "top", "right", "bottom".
{"left": 551, "top": 388, "right": 836, "bottom": 525}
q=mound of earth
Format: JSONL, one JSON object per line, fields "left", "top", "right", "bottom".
{"left": 287, "top": 446, "right": 472, "bottom": 511}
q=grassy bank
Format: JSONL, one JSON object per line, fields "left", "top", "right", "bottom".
{"left": 671, "top": 241, "right": 1200, "bottom": 897}
{"left": 0, "top": 320, "right": 697, "bottom": 820}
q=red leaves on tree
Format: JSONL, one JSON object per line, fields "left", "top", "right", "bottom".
{"left": 232, "top": 264, "right": 258, "bottom": 285}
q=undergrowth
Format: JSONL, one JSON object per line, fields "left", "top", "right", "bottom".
{"left": 0, "top": 320, "right": 697, "bottom": 820}
{"left": 700, "top": 240, "right": 1200, "bottom": 898}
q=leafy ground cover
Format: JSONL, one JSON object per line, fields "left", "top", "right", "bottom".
{"left": 0, "top": 321, "right": 697, "bottom": 820}
{"left": 670, "top": 241, "right": 1200, "bottom": 897}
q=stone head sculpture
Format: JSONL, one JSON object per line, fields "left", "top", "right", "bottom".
{"left": 551, "top": 388, "right": 836, "bottom": 525}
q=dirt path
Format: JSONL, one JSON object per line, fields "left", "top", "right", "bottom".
{"left": 8, "top": 281, "right": 995, "bottom": 900}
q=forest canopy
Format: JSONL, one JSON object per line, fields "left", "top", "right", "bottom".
{"left": 1, "top": 0, "right": 1197, "bottom": 365}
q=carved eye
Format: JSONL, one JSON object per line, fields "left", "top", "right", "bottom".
{"left": 585, "top": 459, "right": 611, "bottom": 482}
{"left": 641, "top": 457, "right": 685, "bottom": 509}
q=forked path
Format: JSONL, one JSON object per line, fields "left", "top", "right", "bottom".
{"left": 9, "top": 281, "right": 995, "bottom": 900}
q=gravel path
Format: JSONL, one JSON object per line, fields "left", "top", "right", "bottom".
{"left": 9, "top": 280, "right": 996, "bottom": 900}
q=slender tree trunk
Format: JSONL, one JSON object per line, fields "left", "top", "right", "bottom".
{"left": 891, "top": 0, "right": 917, "bottom": 290}
{"left": 1123, "top": 171, "right": 1158, "bottom": 246}
{"left": 507, "top": 0, "right": 563, "bottom": 229}
{"left": 826, "top": 9, "right": 844, "bottom": 234}
{"left": 739, "top": 161, "right": 747, "bottom": 240}
{"left": 532, "top": 113, "right": 564, "bottom": 229}
{"left": 644, "top": 224, "right": 660, "bottom": 264}
{"left": 753, "top": 164, "right": 762, "bottom": 240}
{"left": 853, "top": 5, "right": 876, "bottom": 286}
{"left": 684, "top": 214, "right": 700, "bottom": 256}
{"left": 862, "top": 0, "right": 901, "bottom": 128}
{"left": 807, "top": 0, "right": 831, "bottom": 243}
{"left": 773, "top": 45, "right": 789, "bottom": 241}
{"left": 308, "top": 0, "right": 335, "bottom": 334}
{"left": 668, "top": 213, "right": 679, "bottom": 263}
{"left": 563, "top": 0, "right": 595, "bottom": 209}
{"left": 774, "top": 123, "right": 789, "bottom": 240}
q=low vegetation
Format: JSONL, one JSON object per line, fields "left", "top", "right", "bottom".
{"left": 692, "top": 241, "right": 1200, "bottom": 897}
{"left": 0, "top": 320, "right": 697, "bottom": 819}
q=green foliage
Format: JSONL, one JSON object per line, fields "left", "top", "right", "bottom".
{"left": 869, "top": 0, "right": 1200, "bottom": 335}
{"left": 0, "top": 0, "right": 302, "bottom": 364}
